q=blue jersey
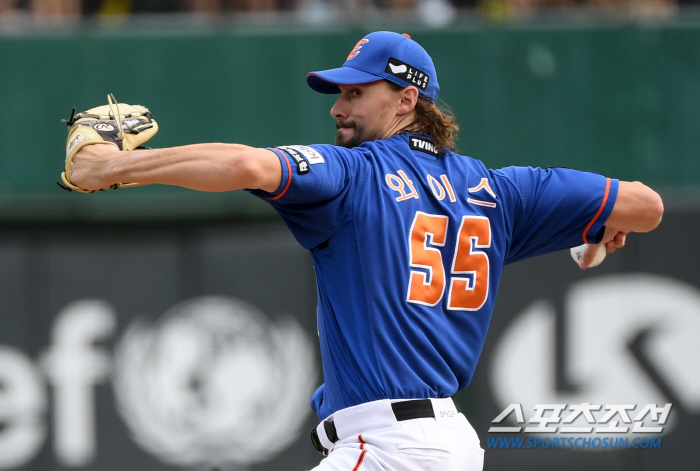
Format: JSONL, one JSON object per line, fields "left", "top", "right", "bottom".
{"left": 249, "top": 133, "right": 618, "bottom": 421}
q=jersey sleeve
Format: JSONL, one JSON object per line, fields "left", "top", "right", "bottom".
{"left": 491, "top": 166, "right": 619, "bottom": 264}
{"left": 247, "top": 144, "right": 369, "bottom": 249}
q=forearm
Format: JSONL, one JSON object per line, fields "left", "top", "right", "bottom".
{"left": 72, "top": 143, "right": 282, "bottom": 193}
{"left": 113, "top": 143, "right": 262, "bottom": 191}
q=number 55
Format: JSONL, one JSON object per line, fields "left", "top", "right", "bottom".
{"left": 407, "top": 212, "right": 491, "bottom": 311}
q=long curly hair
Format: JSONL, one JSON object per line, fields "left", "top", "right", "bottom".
{"left": 390, "top": 82, "right": 460, "bottom": 154}
{"left": 410, "top": 97, "right": 460, "bottom": 154}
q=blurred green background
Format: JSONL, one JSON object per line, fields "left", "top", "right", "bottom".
{"left": 1, "top": 19, "right": 699, "bottom": 222}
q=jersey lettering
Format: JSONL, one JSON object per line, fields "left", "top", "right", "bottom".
{"left": 386, "top": 170, "right": 419, "bottom": 201}
{"left": 468, "top": 198, "right": 497, "bottom": 208}
{"left": 440, "top": 175, "right": 457, "bottom": 202}
{"left": 468, "top": 178, "right": 496, "bottom": 197}
{"left": 407, "top": 213, "right": 491, "bottom": 310}
{"left": 467, "top": 177, "right": 497, "bottom": 207}
{"left": 428, "top": 175, "right": 446, "bottom": 200}
{"left": 427, "top": 174, "right": 457, "bottom": 203}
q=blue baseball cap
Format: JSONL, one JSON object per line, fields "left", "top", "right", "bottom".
{"left": 307, "top": 31, "right": 439, "bottom": 103}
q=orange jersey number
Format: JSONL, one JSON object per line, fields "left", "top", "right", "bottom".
{"left": 407, "top": 213, "right": 491, "bottom": 310}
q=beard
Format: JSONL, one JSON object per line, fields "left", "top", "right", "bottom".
{"left": 335, "top": 120, "right": 380, "bottom": 148}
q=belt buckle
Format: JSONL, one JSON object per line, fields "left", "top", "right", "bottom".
{"left": 310, "top": 428, "right": 329, "bottom": 456}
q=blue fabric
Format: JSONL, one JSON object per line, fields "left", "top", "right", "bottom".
{"left": 249, "top": 134, "right": 618, "bottom": 421}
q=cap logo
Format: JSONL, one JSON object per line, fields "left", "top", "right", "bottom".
{"left": 385, "top": 57, "right": 429, "bottom": 92}
{"left": 388, "top": 63, "right": 408, "bottom": 74}
{"left": 347, "top": 39, "right": 369, "bottom": 60}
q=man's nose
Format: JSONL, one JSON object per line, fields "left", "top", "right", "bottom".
{"left": 330, "top": 97, "right": 347, "bottom": 120}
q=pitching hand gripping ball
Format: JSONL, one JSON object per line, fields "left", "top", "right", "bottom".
{"left": 570, "top": 243, "right": 606, "bottom": 268}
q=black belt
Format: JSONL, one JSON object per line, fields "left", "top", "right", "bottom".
{"left": 310, "top": 398, "right": 461, "bottom": 456}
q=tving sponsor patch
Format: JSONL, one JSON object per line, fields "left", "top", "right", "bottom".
{"left": 409, "top": 136, "right": 439, "bottom": 157}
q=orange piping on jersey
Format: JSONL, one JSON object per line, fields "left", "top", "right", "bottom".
{"left": 352, "top": 435, "right": 367, "bottom": 471}
{"left": 581, "top": 177, "right": 611, "bottom": 243}
{"left": 268, "top": 148, "right": 292, "bottom": 201}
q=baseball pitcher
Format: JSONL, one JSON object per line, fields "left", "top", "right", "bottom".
{"left": 62, "top": 32, "right": 663, "bottom": 471}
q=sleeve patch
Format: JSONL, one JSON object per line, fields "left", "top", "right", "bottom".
{"left": 279, "top": 145, "right": 325, "bottom": 165}
{"left": 274, "top": 146, "right": 308, "bottom": 174}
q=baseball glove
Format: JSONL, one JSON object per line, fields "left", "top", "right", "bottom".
{"left": 59, "top": 93, "right": 158, "bottom": 192}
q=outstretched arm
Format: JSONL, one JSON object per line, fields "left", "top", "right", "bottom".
{"left": 579, "top": 181, "right": 663, "bottom": 269}
{"left": 69, "top": 143, "right": 283, "bottom": 193}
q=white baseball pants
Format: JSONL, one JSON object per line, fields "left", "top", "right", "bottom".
{"left": 310, "top": 398, "right": 484, "bottom": 471}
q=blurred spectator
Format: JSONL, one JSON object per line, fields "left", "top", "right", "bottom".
{"left": 0, "top": 0, "right": 15, "bottom": 13}
{"left": 0, "top": 1, "right": 81, "bottom": 18}
{"left": 36, "top": 0, "right": 79, "bottom": 14}
{"left": 377, "top": 0, "right": 414, "bottom": 10}
{"left": 81, "top": 0, "right": 185, "bottom": 15}
{"left": 473, "top": 0, "right": 679, "bottom": 20}
{"left": 1, "top": 0, "right": 697, "bottom": 21}
{"left": 1, "top": 0, "right": 298, "bottom": 16}
{"left": 15, "top": 0, "right": 79, "bottom": 18}
{"left": 79, "top": 0, "right": 296, "bottom": 13}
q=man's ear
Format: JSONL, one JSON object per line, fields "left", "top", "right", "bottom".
{"left": 397, "top": 86, "right": 419, "bottom": 116}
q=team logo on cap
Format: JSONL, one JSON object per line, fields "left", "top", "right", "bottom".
{"left": 385, "top": 58, "right": 429, "bottom": 92}
{"left": 347, "top": 39, "right": 369, "bottom": 60}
